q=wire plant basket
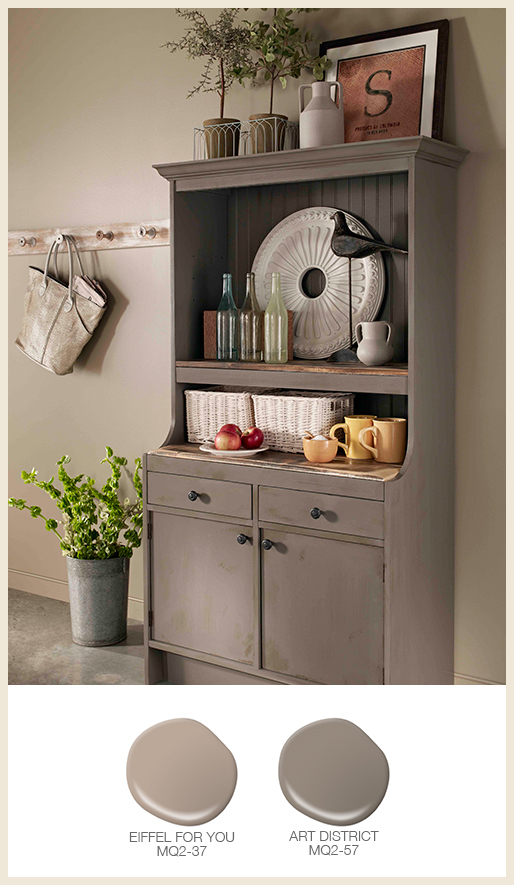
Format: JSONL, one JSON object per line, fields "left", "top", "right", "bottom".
{"left": 194, "top": 117, "right": 299, "bottom": 160}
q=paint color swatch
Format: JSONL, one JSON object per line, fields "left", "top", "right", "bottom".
{"left": 127, "top": 719, "right": 237, "bottom": 825}
{"left": 279, "top": 718, "right": 389, "bottom": 825}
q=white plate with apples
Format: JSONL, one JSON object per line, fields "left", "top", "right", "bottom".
{"left": 200, "top": 424, "right": 268, "bottom": 456}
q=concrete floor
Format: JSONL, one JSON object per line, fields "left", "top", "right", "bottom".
{"left": 9, "top": 588, "right": 145, "bottom": 685}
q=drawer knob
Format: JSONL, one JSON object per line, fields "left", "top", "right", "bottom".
{"left": 262, "top": 539, "right": 273, "bottom": 550}
{"left": 188, "top": 490, "right": 199, "bottom": 501}
{"left": 310, "top": 507, "right": 322, "bottom": 519}
{"left": 237, "top": 533, "right": 248, "bottom": 545}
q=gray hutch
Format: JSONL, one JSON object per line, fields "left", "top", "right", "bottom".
{"left": 143, "top": 137, "right": 467, "bottom": 686}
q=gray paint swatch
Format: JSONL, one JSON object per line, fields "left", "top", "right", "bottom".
{"left": 127, "top": 718, "right": 237, "bottom": 825}
{"left": 279, "top": 718, "right": 389, "bottom": 825}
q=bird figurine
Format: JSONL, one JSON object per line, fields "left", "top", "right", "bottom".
{"left": 330, "top": 210, "right": 408, "bottom": 260}
{"left": 330, "top": 211, "right": 408, "bottom": 360}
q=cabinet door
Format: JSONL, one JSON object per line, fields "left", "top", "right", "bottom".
{"left": 151, "top": 512, "right": 255, "bottom": 665}
{"left": 261, "top": 529, "right": 383, "bottom": 684}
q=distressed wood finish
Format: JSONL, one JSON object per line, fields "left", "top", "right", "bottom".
{"left": 8, "top": 219, "right": 169, "bottom": 256}
{"left": 175, "top": 363, "right": 407, "bottom": 394}
{"left": 261, "top": 528, "right": 384, "bottom": 684}
{"left": 147, "top": 471, "right": 252, "bottom": 519}
{"left": 178, "top": 359, "right": 408, "bottom": 375}
{"left": 144, "top": 137, "right": 468, "bottom": 685}
{"left": 151, "top": 512, "right": 256, "bottom": 665}
{"left": 147, "top": 446, "right": 399, "bottom": 488}
{"left": 259, "top": 486, "right": 384, "bottom": 540}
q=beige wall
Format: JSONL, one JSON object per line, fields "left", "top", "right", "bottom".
{"left": 8, "top": 8, "right": 505, "bottom": 683}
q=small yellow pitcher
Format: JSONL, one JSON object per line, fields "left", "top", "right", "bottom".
{"left": 329, "top": 415, "right": 377, "bottom": 460}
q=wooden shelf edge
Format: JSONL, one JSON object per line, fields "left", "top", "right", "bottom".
{"left": 148, "top": 444, "right": 402, "bottom": 483}
{"left": 176, "top": 359, "right": 408, "bottom": 376}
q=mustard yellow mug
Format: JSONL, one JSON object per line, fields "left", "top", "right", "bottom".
{"left": 358, "top": 417, "right": 407, "bottom": 463}
{"left": 329, "top": 416, "right": 377, "bottom": 460}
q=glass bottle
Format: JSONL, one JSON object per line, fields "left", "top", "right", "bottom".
{"left": 264, "top": 271, "right": 288, "bottom": 363}
{"left": 216, "top": 273, "right": 239, "bottom": 361}
{"left": 239, "top": 272, "right": 263, "bottom": 362}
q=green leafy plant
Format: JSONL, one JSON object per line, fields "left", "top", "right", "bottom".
{"left": 162, "top": 8, "right": 252, "bottom": 119}
{"left": 8, "top": 448, "right": 143, "bottom": 560}
{"left": 234, "top": 8, "right": 332, "bottom": 115}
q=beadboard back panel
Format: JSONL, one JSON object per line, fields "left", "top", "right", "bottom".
{"left": 174, "top": 173, "right": 408, "bottom": 364}
{"left": 227, "top": 172, "right": 408, "bottom": 363}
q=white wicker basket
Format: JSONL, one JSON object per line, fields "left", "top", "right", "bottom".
{"left": 185, "top": 386, "right": 265, "bottom": 443}
{"left": 251, "top": 390, "right": 355, "bottom": 453}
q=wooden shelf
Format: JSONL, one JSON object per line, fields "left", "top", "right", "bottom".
{"left": 149, "top": 444, "right": 402, "bottom": 483}
{"left": 175, "top": 360, "right": 408, "bottom": 395}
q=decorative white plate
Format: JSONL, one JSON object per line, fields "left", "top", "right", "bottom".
{"left": 251, "top": 207, "right": 385, "bottom": 359}
{"left": 199, "top": 443, "right": 269, "bottom": 457}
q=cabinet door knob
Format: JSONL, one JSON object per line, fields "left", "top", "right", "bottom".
{"left": 310, "top": 507, "right": 322, "bottom": 519}
{"left": 188, "top": 490, "right": 199, "bottom": 501}
{"left": 237, "top": 533, "right": 248, "bottom": 545}
{"left": 262, "top": 539, "right": 273, "bottom": 550}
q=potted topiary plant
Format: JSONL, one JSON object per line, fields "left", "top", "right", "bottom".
{"left": 9, "top": 447, "right": 143, "bottom": 647}
{"left": 234, "top": 8, "right": 332, "bottom": 153}
{"left": 162, "top": 8, "right": 252, "bottom": 159}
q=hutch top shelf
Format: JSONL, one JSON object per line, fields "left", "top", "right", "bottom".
{"left": 154, "top": 136, "right": 468, "bottom": 192}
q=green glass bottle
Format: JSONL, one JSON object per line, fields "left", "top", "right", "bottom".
{"left": 239, "top": 272, "right": 263, "bottom": 362}
{"left": 216, "top": 273, "right": 239, "bottom": 361}
{"left": 264, "top": 271, "right": 288, "bottom": 363}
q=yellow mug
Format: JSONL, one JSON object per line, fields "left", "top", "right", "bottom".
{"left": 329, "top": 416, "right": 377, "bottom": 460}
{"left": 358, "top": 417, "right": 407, "bottom": 463}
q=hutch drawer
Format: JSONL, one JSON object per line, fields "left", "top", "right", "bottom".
{"left": 258, "top": 485, "right": 384, "bottom": 540}
{"left": 147, "top": 471, "right": 252, "bottom": 519}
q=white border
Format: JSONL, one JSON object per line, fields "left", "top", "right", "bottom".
{"left": 325, "top": 29, "right": 439, "bottom": 137}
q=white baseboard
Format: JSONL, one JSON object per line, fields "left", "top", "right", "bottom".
{"left": 8, "top": 568, "right": 144, "bottom": 622}
{"left": 453, "top": 671, "right": 504, "bottom": 686}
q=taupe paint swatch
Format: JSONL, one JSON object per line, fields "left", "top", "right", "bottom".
{"left": 279, "top": 718, "right": 389, "bottom": 825}
{"left": 127, "top": 718, "right": 237, "bottom": 825}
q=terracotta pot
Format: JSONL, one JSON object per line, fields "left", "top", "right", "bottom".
{"left": 248, "top": 114, "right": 288, "bottom": 154}
{"left": 203, "top": 118, "right": 241, "bottom": 159}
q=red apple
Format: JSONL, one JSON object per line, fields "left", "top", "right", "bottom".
{"left": 218, "top": 423, "right": 242, "bottom": 436}
{"left": 214, "top": 430, "right": 241, "bottom": 451}
{"left": 241, "top": 426, "right": 264, "bottom": 449}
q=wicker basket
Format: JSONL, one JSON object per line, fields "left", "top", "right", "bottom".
{"left": 251, "top": 390, "right": 355, "bottom": 453}
{"left": 185, "top": 386, "right": 266, "bottom": 443}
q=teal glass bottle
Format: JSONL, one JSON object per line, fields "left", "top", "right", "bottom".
{"left": 264, "top": 271, "right": 288, "bottom": 363}
{"left": 216, "top": 273, "right": 239, "bottom": 361}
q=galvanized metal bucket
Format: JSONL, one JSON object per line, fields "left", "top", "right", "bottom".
{"left": 66, "top": 556, "right": 130, "bottom": 647}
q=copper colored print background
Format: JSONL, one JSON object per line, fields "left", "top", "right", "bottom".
{"left": 338, "top": 46, "right": 425, "bottom": 142}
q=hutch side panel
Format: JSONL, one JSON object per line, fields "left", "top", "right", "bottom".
{"left": 384, "top": 157, "right": 458, "bottom": 685}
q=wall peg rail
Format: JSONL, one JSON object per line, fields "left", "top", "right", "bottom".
{"left": 8, "top": 219, "right": 170, "bottom": 256}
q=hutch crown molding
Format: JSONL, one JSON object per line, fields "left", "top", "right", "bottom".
{"left": 144, "top": 136, "right": 468, "bottom": 686}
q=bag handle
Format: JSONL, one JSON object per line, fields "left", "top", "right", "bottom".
{"left": 50, "top": 234, "right": 85, "bottom": 281}
{"left": 39, "top": 235, "right": 74, "bottom": 312}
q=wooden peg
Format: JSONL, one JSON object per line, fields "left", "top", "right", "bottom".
{"left": 137, "top": 225, "right": 156, "bottom": 239}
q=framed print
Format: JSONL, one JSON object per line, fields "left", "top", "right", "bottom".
{"left": 321, "top": 20, "right": 449, "bottom": 143}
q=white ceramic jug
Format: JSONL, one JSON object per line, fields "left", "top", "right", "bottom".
{"left": 299, "top": 81, "right": 344, "bottom": 149}
{"left": 355, "top": 321, "right": 394, "bottom": 366}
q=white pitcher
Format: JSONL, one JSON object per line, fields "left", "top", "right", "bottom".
{"left": 355, "top": 321, "right": 394, "bottom": 366}
{"left": 299, "top": 81, "right": 344, "bottom": 149}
